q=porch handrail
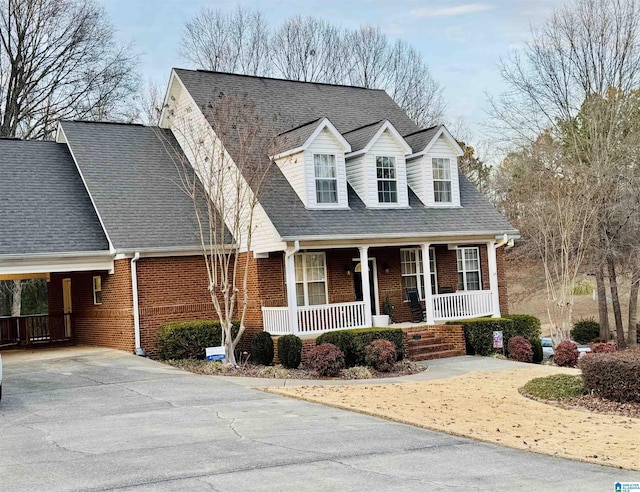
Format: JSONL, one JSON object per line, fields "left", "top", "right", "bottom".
{"left": 432, "top": 290, "right": 493, "bottom": 321}
{"left": 262, "top": 301, "right": 367, "bottom": 335}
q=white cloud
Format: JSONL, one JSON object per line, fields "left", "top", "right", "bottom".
{"left": 411, "top": 3, "right": 494, "bottom": 18}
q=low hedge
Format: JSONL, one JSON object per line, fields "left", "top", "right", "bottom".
{"left": 157, "top": 320, "right": 240, "bottom": 360}
{"left": 450, "top": 315, "right": 541, "bottom": 357}
{"left": 316, "top": 328, "right": 403, "bottom": 367}
{"left": 251, "top": 331, "right": 274, "bottom": 365}
{"left": 277, "top": 334, "right": 302, "bottom": 369}
{"left": 579, "top": 350, "right": 640, "bottom": 403}
{"left": 570, "top": 318, "right": 600, "bottom": 345}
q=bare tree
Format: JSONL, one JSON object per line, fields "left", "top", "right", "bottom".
{"left": 0, "top": 0, "right": 138, "bottom": 140}
{"left": 180, "top": 6, "right": 270, "bottom": 76}
{"left": 133, "top": 80, "right": 165, "bottom": 126}
{"left": 162, "top": 94, "right": 274, "bottom": 365}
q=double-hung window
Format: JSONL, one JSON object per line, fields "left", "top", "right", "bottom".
{"left": 314, "top": 154, "right": 338, "bottom": 204}
{"left": 457, "top": 247, "right": 481, "bottom": 291}
{"left": 432, "top": 158, "right": 452, "bottom": 203}
{"left": 376, "top": 156, "right": 397, "bottom": 203}
{"left": 294, "top": 252, "right": 327, "bottom": 305}
{"left": 400, "top": 247, "right": 437, "bottom": 299}
{"left": 92, "top": 276, "right": 103, "bottom": 305}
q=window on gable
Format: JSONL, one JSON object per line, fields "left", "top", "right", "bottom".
{"left": 294, "top": 252, "right": 327, "bottom": 306}
{"left": 457, "top": 247, "right": 481, "bottom": 291}
{"left": 376, "top": 156, "right": 397, "bottom": 203}
{"left": 432, "top": 157, "right": 452, "bottom": 203}
{"left": 314, "top": 154, "right": 338, "bottom": 204}
{"left": 400, "top": 247, "right": 437, "bottom": 300}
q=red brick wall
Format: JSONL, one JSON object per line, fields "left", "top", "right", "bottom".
{"left": 497, "top": 246, "right": 509, "bottom": 315}
{"left": 49, "top": 259, "right": 135, "bottom": 352}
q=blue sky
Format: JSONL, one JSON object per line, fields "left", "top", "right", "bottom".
{"left": 101, "top": 0, "right": 565, "bottom": 145}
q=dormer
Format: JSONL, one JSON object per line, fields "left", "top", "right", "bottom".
{"left": 405, "top": 125, "right": 464, "bottom": 207}
{"left": 271, "top": 118, "right": 351, "bottom": 209}
{"left": 343, "top": 120, "right": 412, "bottom": 208}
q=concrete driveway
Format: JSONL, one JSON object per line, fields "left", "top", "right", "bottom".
{"left": 1, "top": 348, "right": 637, "bottom": 491}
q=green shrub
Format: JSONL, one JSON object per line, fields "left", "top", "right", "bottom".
{"left": 507, "top": 336, "right": 533, "bottom": 363}
{"left": 157, "top": 320, "right": 240, "bottom": 360}
{"left": 554, "top": 340, "right": 579, "bottom": 367}
{"left": 451, "top": 315, "right": 542, "bottom": 357}
{"left": 364, "top": 339, "right": 397, "bottom": 371}
{"left": 522, "top": 374, "right": 587, "bottom": 400}
{"left": 277, "top": 334, "right": 302, "bottom": 369}
{"left": 251, "top": 332, "right": 274, "bottom": 365}
{"left": 530, "top": 338, "right": 543, "bottom": 364}
{"left": 316, "top": 328, "right": 403, "bottom": 367}
{"left": 579, "top": 350, "right": 640, "bottom": 403}
{"left": 570, "top": 318, "right": 600, "bottom": 344}
{"left": 259, "top": 366, "right": 290, "bottom": 379}
{"left": 308, "top": 343, "right": 345, "bottom": 376}
{"left": 343, "top": 366, "right": 373, "bottom": 379}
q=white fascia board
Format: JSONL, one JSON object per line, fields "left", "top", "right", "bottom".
{"left": 159, "top": 69, "right": 179, "bottom": 129}
{"left": 281, "top": 229, "right": 520, "bottom": 243}
{"left": 271, "top": 146, "right": 306, "bottom": 160}
{"left": 115, "top": 244, "right": 237, "bottom": 258}
{"left": 305, "top": 118, "right": 351, "bottom": 152}
{"left": 345, "top": 120, "right": 412, "bottom": 158}
{"left": 408, "top": 126, "right": 464, "bottom": 158}
{"left": 0, "top": 252, "right": 115, "bottom": 276}
{"left": 57, "top": 125, "right": 116, "bottom": 254}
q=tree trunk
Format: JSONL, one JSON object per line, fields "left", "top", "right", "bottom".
{"left": 628, "top": 265, "right": 639, "bottom": 347}
{"left": 607, "top": 256, "right": 626, "bottom": 349}
{"left": 595, "top": 263, "right": 610, "bottom": 340}
{"left": 11, "top": 280, "right": 22, "bottom": 317}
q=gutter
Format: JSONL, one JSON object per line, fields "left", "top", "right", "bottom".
{"left": 131, "top": 252, "right": 146, "bottom": 357}
{"left": 280, "top": 230, "right": 520, "bottom": 242}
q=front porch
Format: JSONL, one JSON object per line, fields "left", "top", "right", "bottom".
{"left": 260, "top": 241, "right": 506, "bottom": 336}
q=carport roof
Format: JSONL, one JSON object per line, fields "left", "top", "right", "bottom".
{"left": 0, "top": 139, "right": 109, "bottom": 256}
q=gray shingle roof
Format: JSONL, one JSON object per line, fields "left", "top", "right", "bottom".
{"left": 343, "top": 120, "right": 385, "bottom": 153}
{"left": 60, "top": 121, "right": 228, "bottom": 251}
{"left": 176, "top": 70, "right": 517, "bottom": 240}
{"left": 404, "top": 126, "right": 441, "bottom": 154}
{"left": 0, "top": 140, "right": 109, "bottom": 255}
{"left": 271, "top": 118, "right": 323, "bottom": 155}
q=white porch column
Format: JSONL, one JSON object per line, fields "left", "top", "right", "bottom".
{"left": 285, "top": 253, "right": 299, "bottom": 334}
{"left": 487, "top": 241, "right": 501, "bottom": 318}
{"left": 358, "top": 246, "right": 373, "bottom": 328}
{"left": 421, "top": 243, "right": 435, "bottom": 324}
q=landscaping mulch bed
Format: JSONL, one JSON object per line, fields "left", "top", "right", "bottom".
{"left": 164, "top": 359, "right": 425, "bottom": 380}
{"left": 553, "top": 395, "right": 640, "bottom": 419}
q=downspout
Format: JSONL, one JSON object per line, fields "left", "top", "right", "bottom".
{"left": 131, "top": 252, "right": 146, "bottom": 357}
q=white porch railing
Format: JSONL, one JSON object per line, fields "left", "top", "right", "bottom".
{"left": 432, "top": 290, "right": 493, "bottom": 321}
{"left": 262, "top": 301, "right": 367, "bottom": 335}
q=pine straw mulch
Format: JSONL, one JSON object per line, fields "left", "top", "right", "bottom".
{"left": 164, "top": 358, "right": 425, "bottom": 380}
{"left": 545, "top": 394, "right": 640, "bottom": 419}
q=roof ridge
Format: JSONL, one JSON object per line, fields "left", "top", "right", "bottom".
{"left": 343, "top": 119, "right": 386, "bottom": 134}
{"left": 174, "top": 68, "right": 388, "bottom": 92}
{"left": 276, "top": 117, "right": 323, "bottom": 137}
{"left": 62, "top": 119, "right": 145, "bottom": 127}
{"left": 403, "top": 125, "right": 440, "bottom": 138}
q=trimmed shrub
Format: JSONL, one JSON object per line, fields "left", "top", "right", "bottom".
{"left": 503, "top": 314, "right": 542, "bottom": 342}
{"left": 522, "top": 374, "right": 586, "bottom": 400}
{"left": 343, "top": 366, "right": 373, "bottom": 380}
{"left": 316, "top": 328, "right": 403, "bottom": 367}
{"left": 530, "top": 338, "right": 544, "bottom": 364}
{"left": 364, "top": 339, "right": 397, "bottom": 371}
{"left": 307, "top": 343, "right": 345, "bottom": 377}
{"left": 507, "top": 336, "right": 533, "bottom": 363}
{"left": 579, "top": 350, "right": 640, "bottom": 402}
{"left": 554, "top": 340, "right": 579, "bottom": 367}
{"left": 251, "top": 332, "right": 274, "bottom": 365}
{"left": 590, "top": 342, "right": 616, "bottom": 354}
{"left": 570, "top": 318, "right": 600, "bottom": 345}
{"left": 157, "top": 320, "right": 240, "bottom": 360}
{"left": 450, "top": 318, "right": 513, "bottom": 356}
{"left": 277, "top": 334, "right": 303, "bottom": 369}
{"left": 259, "top": 366, "right": 290, "bottom": 379}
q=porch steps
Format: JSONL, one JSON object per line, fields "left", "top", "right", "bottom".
{"left": 405, "top": 330, "right": 466, "bottom": 361}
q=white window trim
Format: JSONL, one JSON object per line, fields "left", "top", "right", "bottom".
{"left": 401, "top": 247, "right": 437, "bottom": 300}
{"left": 375, "top": 155, "right": 398, "bottom": 204}
{"left": 294, "top": 252, "right": 329, "bottom": 306}
{"left": 457, "top": 247, "right": 482, "bottom": 291}
{"left": 92, "top": 275, "right": 103, "bottom": 305}
{"left": 313, "top": 153, "right": 338, "bottom": 205}
{"left": 432, "top": 157, "right": 452, "bottom": 204}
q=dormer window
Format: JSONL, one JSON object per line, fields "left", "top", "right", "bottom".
{"left": 376, "top": 156, "right": 398, "bottom": 203}
{"left": 314, "top": 154, "right": 338, "bottom": 204}
{"left": 432, "top": 157, "right": 452, "bottom": 203}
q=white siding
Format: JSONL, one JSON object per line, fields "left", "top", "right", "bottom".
{"left": 406, "top": 155, "right": 425, "bottom": 203}
{"left": 349, "top": 129, "right": 409, "bottom": 208}
{"left": 163, "top": 75, "right": 285, "bottom": 254}
{"left": 423, "top": 135, "right": 461, "bottom": 207}
{"left": 304, "top": 128, "right": 349, "bottom": 209}
{"left": 276, "top": 151, "right": 306, "bottom": 205}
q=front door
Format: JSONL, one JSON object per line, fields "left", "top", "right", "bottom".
{"left": 62, "top": 278, "right": 72, "bottom": 338}
{"left": 353, "top": 259, "right": 377, "bottom": 315}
